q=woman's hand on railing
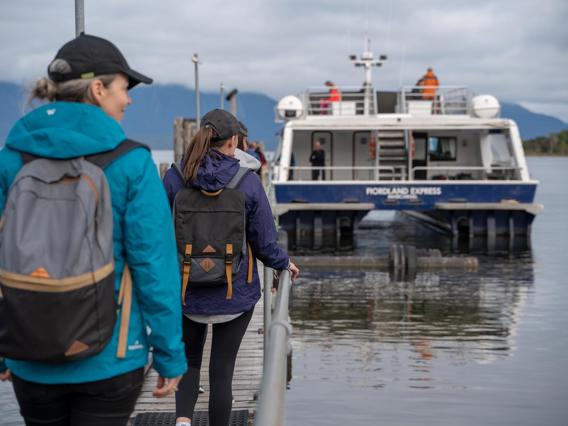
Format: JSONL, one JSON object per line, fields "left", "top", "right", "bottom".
{"left": 288, "top": 262, "right": 299, "bottom": 281}
{"left": 0, "top": 369, "right": 12, "bottom": 382}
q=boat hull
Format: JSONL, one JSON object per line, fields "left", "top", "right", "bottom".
{"left": 274, "top": 181, "right": 537, "bottom": 210}
{"left": 274, "top": 181, "right": 541, "bottom": 251}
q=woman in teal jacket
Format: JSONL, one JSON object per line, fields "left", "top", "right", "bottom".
{"left": 0, "top": 34, "right": 186, "bottom": 425}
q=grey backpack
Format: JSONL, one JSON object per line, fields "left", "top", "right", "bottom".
{"left": 0, "top": 140, "right": 145, "bottom": 363}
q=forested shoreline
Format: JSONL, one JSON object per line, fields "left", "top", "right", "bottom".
{"left": 524, "top": 130, "right": 568, "bottom": 156}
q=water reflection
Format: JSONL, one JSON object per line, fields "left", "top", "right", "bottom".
{"left": 289, "top": 251, "right": 534, "bottom": 391}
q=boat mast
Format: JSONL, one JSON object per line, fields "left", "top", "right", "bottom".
{"left": 349, "top": 36, "right": 387, "bottom": 114}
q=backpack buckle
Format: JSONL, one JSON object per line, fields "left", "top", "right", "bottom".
{"left": 181, "top": 244, "right": 192, "bottom": 304}
{"left": 183, "top": 244, "right": 192, "bottom": 265}
{"left": 225, "top": 243, "right": 234, "bottom": 265}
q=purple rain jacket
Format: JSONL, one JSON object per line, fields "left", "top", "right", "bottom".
{"left": 162, "top": 149, "right": 289, "bottom": 315}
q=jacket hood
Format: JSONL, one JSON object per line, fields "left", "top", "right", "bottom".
{"left": 234, "top": 148, "right": 261, "bottom": 170}
{"left": 5, "top": 102, "right": 126, "bottom": 158}
{"left": 193, "top": 149, "right": 240, "bottom": 192}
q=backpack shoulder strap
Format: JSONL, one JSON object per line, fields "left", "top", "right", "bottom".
{"left": 18, "top": 139, "right": 149, "bottom": 169}
{"left": 86, "top": 139, "right": 150, "bottom": 169}
{"left": 226, "top": 167, "right": 252, "bottom": 189}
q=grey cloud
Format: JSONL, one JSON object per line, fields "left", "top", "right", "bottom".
{"left": 1, "top": 0, "right": 567, "bottom": 120}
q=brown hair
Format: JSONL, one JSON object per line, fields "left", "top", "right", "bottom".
{"left": 183, "top": 127, "right": 230, "bottom": 183}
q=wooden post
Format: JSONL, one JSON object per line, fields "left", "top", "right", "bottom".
{"left": 173, "top": 117, "right": 198, "bottom": 164}
{"left": 159, "top": 163, "right": 169, "bottom": 179}
{"left": 226, "top": 89, "right": 238, "bottom": 116}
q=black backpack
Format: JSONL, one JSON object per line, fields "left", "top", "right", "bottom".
{"left": 172, "top": 164, "right": 253, "bottom": 302}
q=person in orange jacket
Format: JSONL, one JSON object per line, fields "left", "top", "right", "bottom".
{"left": 417, "top": 68, "right": 439, "bottom": 100}
{"left": 319, "top": 80, "right": 341, "bottom": 114}
{"left": 325, "top": 80, "right": 341, "bottom": 102}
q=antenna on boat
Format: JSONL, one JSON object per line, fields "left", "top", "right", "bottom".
{"left": 349, "top": 37, "right": 387, "bottom": 114}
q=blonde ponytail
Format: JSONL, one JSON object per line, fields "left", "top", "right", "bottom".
{"left": 29, "top": 77, "right": 58, "bottom": 103}
{"left": 27, "top": 58, "right": 116, "bottom": 106}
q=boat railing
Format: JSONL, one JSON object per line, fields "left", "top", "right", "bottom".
{"left": 399, "top": 86, "right": 473, "bottom": 116}
{"left": 255, "top": 268, "right": 293, "bottom": 426}
{"left": 304, "top": 86, "right": 377, "bottom": 116}
{"left": 284, "top": 165, "right": 407, "bottom": 181}
{"left": 411, "top": 165, "right": 521, "bottom": 180}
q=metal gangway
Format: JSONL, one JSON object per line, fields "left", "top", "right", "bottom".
{"left": 132, "top": 267, "right": 293, "bottom": 425}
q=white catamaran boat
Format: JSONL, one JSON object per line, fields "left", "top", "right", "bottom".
{"left": 271, "top": 43, "right": 542, "bottom": 251}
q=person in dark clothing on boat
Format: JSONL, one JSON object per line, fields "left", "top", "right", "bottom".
{"left": 310, "top": 140, "right": 326, "bottom": 180}
{"left": 162, "top": 109, "right": 299, "bottom": 426}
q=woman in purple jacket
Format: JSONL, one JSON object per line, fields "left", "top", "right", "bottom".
{"left": 163, "top": 109, "right": 299, "bottom": 426}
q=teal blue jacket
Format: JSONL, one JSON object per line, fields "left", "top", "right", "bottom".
{"left": 0, "top": 102, "right": 187, "bottom": 384}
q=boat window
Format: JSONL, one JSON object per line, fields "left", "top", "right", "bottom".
{"left": 490, "top": 134, "right": 513, "bottom": 164}
{"left": 429, "top": 137, "right": 457, "bottom": 161}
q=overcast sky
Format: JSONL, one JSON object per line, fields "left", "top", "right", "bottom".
{"left": 2, "top": 0, "right": 567, "bottom": 120}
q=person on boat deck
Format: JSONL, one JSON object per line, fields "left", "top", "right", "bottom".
{"left": 161, "top": 109, "right": 299, "bottom": 426}
{"left": 319, "top": 80, "right": 341, "bottom": 114}
{"left": 310, "top": 140, "right": 326, "bottom": 180}
{"left": 416, "top": 67, "right": 439, "bottom": 101}
{"left": 0, "top": 34, "right": 186, "bottom": 425}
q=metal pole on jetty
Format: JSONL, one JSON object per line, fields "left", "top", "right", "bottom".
{"left": 220, "top": 82, "right": 225, "bottom": 109}
{"left": 192, "top": 53, "right": 200, "bottom": 128}
{"left": 74, "top": 0, "right": 85, "bottom": 36}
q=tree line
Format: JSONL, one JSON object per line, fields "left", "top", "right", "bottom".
{"left": 524, "top": 129, "right": 568, "bottom": 156}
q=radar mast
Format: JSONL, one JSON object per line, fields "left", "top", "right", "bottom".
{"left": 349, "top": 36, "right": 387, "bottom": 114}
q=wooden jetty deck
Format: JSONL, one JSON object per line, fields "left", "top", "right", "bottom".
{"left": 131, "top": 265, "right": 266, "bottom": 423}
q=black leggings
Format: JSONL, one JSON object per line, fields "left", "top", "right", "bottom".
{"left": 12, "top": 368, "right": 143, "bottom": 426}
{"left": 175, "top": 309, "right": 254, "bottom": 425}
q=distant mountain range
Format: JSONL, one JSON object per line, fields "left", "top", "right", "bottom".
{"left": 1, "top": 81, "right": 566, "bottom": 150}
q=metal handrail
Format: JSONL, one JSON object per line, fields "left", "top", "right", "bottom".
{"left": 255, "top": 269, "right": 293, "bottom": 426}
{"left": 399, "top": 85, "right": 472, "bottom": 115}
{"left": 283, "top": 165, "right": 406, "bottom": 181}
{"left": 411, "top": 165, "right": 521, "bottom": 180}
{"left": 304, "top": 86, "right": 377, "bottom": 116}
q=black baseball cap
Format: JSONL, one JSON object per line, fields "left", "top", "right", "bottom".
{"left": 201, "top": 109, "right": 240, "bottom": 140}
{"left": 48, "top": 34, "right": 153, "bottom": 89}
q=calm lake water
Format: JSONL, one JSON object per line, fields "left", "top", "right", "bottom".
{"left": 285, "top": 157, "right": 568, "bottom": 425}
{"left": 1, "top": 157, "right": 567, "bottom": 425}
